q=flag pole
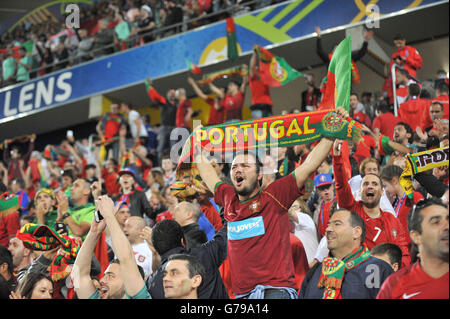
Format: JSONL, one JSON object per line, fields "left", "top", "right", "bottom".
{"left": 391, "top": 63, "right": 398, "bottom": 116}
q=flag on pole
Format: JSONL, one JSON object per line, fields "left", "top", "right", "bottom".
{"left": 186, "top": 59, "right": 202, "bottom": 75}
{"left": 318, "top": 35, "right": 352, "bottom": 112}
{"left": 254, "top": 45, "right": 303, "bottom": 87}
{"left": 226, "top": 17, "right": 238, "bottom": 61}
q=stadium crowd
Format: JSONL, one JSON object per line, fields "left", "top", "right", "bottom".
{"left": 0, "top": 0, "right": 280, "bottom": 87}
{"left": 0, "top": 1, "right": 449, "bottom": 301}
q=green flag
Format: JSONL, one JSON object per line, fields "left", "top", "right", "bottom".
{"left": 226, "top": 17, "right": 238, "bottom": 61}
{"left": 318, "top": 35, "right": 352, "bottom": 112}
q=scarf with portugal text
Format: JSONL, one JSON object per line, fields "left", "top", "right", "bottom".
{"left": 175, "top": 109, "right": 363, "bottom": 184}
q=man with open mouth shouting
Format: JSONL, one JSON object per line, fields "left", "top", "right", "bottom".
{"left": 193, "top": 107, "right": 350, "bottom": 299}
{"left": 332, "top": 139, "right": 411, "bottom": 268}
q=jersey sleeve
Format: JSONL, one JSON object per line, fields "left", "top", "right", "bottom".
{"left": 333, "top": 154, "right": 357, "bottom": 209}
{"left": 404, "top": 47, "right": 423, "bottom": 70}
{"left": 213, "top": 182, "right": 234, "bottom": 209}
{"left": 263, "top": 173, "right": 302, "bottom": 213}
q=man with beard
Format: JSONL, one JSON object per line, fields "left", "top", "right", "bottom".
{"left": 386, "top": 122, "right": 417, "bottom": 166}
{"left": 332, "top": 140, "right": 410, "bottom": 267}
{"left": 73, "top": 196, "right": 149, "bottom": 299}
{"left": 377, "top": 198, "right": 449, "bottom": 299}
{"left": 193, "top": 107, "right": 349, "bottom": 299}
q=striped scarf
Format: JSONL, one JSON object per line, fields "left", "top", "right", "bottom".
{"left": 16, "top": 223, "right": 82, "bottom": 281}
{"left": 318, "top": 244, "right": 371, "bottom": 299}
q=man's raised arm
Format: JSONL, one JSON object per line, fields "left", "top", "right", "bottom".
{"left": 96, "top": 195, "right": 146, "bottom": 297}
{"left": 293, "top": 107, "right": 349, "bottom": 189}
{"left": 72, "top": 220, "right": 106, "bottom": 299}
{"left": 192, "top": 126, "right": 221, "bottom": 193}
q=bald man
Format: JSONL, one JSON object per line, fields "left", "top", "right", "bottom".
{"left": 172, "top": 201, "right": 215, "bottom": 242}
{"left": 123, "top": 216, "right": 153, "bottom": 278}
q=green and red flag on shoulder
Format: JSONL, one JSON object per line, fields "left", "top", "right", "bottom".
{"left": 318, "top": 35, "right": 353, "bottom": 112}
{"left": 226, "top": 17, "right": 238, "bottom": 61}
{"left": 186, "top": 59, "right": 202, "bottom": 75}
{"left": 254, "top": 45, "right": 303, "bottom": 87}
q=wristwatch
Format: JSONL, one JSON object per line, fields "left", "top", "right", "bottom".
{"left": 62, "top": 212, "right": 71, "bottom": 222}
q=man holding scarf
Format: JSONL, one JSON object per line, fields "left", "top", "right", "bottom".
{"left": 193, "top": 107, "right": 354, "bottom": 299}
{"left": 299, "top": 208, "right": 393, "bottom": 299}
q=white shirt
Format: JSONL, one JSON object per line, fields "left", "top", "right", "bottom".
{"left": 292, "top": 212, "right": 319, "bottom": 264}
{"left": 132, "top": 242, "right": 153, "bottom": 278}
{"left": 128, "top": 110, "right": 148, "bottom": 138}
{"left": 313, "top": 236, "right": 329, "bottom": 263}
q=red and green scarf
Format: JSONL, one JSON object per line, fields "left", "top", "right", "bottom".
{"left": 197, "top": 64, "right": 248, "bottom": 85}
{"left": 176, "top": 109, "right": 362, "bottom": 180}
{"left": 318, "top": 244, "right": 371, "bottom": 299}
{"left": 16, "top": 223, "right": 82, "bottom": 281}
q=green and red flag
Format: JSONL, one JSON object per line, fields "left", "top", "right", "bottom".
{"left": 186, "top": 59, "right": 202, "bottom": 75}
{"left": 226, "top": 17, "right": 238, "bottom": 61}
{"left": 254, "top": 45, "right": 303, "bottom": 87}
{"left": 318, "top": 35, "right": 352, "bottom": 112}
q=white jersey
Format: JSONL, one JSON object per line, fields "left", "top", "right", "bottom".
{"left": 132, "top": 242, "right": 153, "bottom": 278}
{"left": 292, "top": 212, "right": 319, "bottom": 264}
{"left": 128, "top": 110, "right": 148, "bottom": 138}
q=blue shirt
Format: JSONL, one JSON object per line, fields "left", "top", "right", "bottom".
{"left": 198, "top": 212, "right": 215, "bottom": 241}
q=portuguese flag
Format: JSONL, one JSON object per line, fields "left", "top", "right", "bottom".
{"left": 186, "top": 59, "right": 202, "bottom": 75}
{"left": 318, "top": 35, "right": 352, "bottom": 112}
{"left": 254, "top": 45, "right": 303, "bottom": 87}
{"left": 226, "top": 17, "right": 238, "bottom": 61}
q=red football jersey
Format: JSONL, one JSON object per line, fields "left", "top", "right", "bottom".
{"left": 377, "top": 261, "right": 449, "bottom": 299}
{"left": 249, "top": 74, "right": 273, "bottom": 106}
{"left": 205, "top": 97, "right": 225, "bottom": 125}
{"left": 214, "top": 173, "right": 301, "bottom": 295}
{"left": 220, "top": 92, "right": 244, "bottom": 121}
{"left": 333, "top": 154, "right": 411, "bottom": 267}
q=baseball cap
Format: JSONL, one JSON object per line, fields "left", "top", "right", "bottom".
{"left": 119, "top": 167, "right": 136, "bottom": 178}
{"left": 314, "top": 173, "right": 334, "bottom": 188}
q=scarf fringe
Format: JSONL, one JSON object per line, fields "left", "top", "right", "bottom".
{"left": 318, "top": 277, "right": 343, "bottom": 290}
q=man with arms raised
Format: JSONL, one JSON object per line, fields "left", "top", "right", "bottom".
{"left": 194, "top": 107, "right": 349, "bottom": 299}
{"left": 332, "top": 140, "right": 410, "bottom": 267}
{"left": 73, "top": 195, "right": 150, "bottom": 299}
